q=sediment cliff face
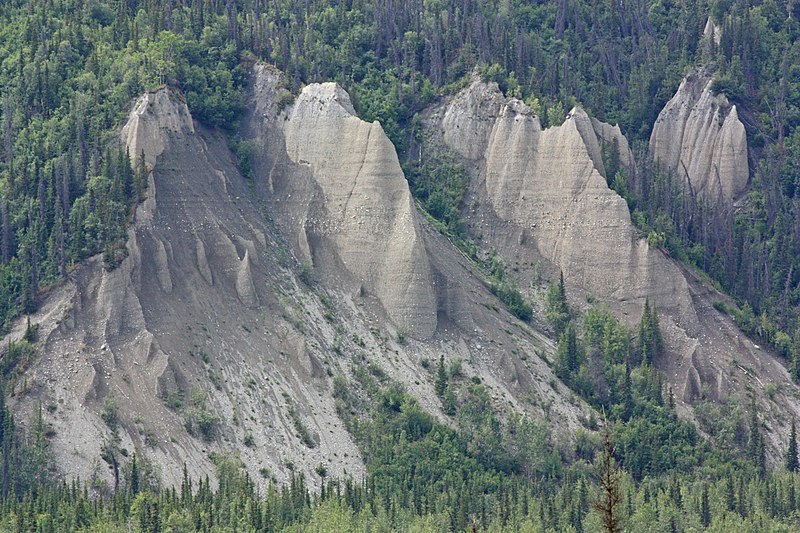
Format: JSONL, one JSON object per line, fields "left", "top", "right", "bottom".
{"left": 5, "top": 64, "right": 794, "bottom": 483}
{"left": 6, "top": 88, "right": 367, "bottom": 488}
{"left": 281, "top": 79, "right": 437, "bottom": 339}
{"left": 245, "top": 62, "right": 592, "bottom": 435}
{"left": 426, "top": 79, "right": 798, "bottom": 460}
{"left": 650, "top": 68, "right": 748, "bottom": 203}
{"left": 5, "top": 70, "right": 596, "bottom": 488}
{"left": 436, "top": 80, "right": 690, "bottom": 321}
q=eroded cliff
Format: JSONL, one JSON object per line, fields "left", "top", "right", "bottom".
{"left": 425, "top": 79, "right": 800, "bottom": 460}
{"left": 6, "top": 88, "right": 367, "bottom": 488}
{"left": 4, "top": 71, "right": 593, "bottom": 489}
{"left": 650, "top": 68, "right": 749, "bottom": 203}
{"left": 271, "top": 77, "right": 437, "bottom": 339}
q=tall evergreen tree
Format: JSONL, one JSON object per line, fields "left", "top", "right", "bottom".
{"left": 700, "top": 483, "right": 710, "bottom": 527}
{"left": 545, "top": 271, "right": 571, "bottom": 335}
{"left": 593, "top": 423, "right": 622, "bottom": 533}
{"left": 787, "top": 419, "right": 799, "bottom": 473}
{"left": 555, "top": 323, "right": 580, "bottom": 382}
{"left": 637, "top": 299, "right": 663, "bottom": 366}
{"left": 435, "top": 354, "right": 447, "bottom": 399}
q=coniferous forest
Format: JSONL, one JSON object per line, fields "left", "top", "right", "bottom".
{"left": 1, "top": 0, "right": 800, "bottom": 531}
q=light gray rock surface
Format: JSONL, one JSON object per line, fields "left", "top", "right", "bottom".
{"left": 650, "top": 68, "right": 748, "bottom": 203}
{"left": 246, "top": 63, "right": 592, "bottom": 436}
{"left": 249, "top": 65, "right": 437, "bottom": 339}
{"left": 6, "top": 88, "right": 367, "bottom": 490}
{"left": 704, "top": 16, "right": 721, "bottom": 46}
{"left": 434, "top": 80, "right": 690, "bottom": 321}
{"left": 121, "top": 89, "right": 195, "bottom": 171}
{"left": 282, "top": 82, "right": 438, "bottom": 339}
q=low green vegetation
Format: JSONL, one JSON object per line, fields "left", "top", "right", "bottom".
{"left": 182, "top": 389, "right": 218, "bottom": 442}
{"left": 2, "top": 355, "right": 800, "bottom": 531}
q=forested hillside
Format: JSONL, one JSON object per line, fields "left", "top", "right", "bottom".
{"left": 2, "top": 0, "right": 800, "bottom": 531}
{"left": 0, "top": 0, "right": 797, "bottom": 368}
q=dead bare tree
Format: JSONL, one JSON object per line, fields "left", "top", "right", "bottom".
{"left": 593, "top": 420, "right": 622, "bottom": 533}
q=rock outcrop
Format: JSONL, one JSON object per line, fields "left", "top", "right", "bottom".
{"left": 649, "top": 68, "right": 748, "bottom": 203}
{"left": 7, "top": 66, "right": 794, "bottom": 484}
{"left": 5, "top": 72, "right": 596, "bottom": 490}
{"left": 6, "top": 88, "right": 367, "bottom": 488}
{"left": 245, "top": 65, "right": 592, "bottom": 434}
{"left": 122, "top": 89, "right": 194, "bottom": 171}
{"left": 249, "top": 65, "right": 437, "bottom": 339}
{"left": 426, "top": 79, "right": 799, "bottom": 462}
{"left": 436, "top": 80, "right": 690, "bottom": 321}
{"left": 703, "top": 16, "right": 721, "bottom": 47}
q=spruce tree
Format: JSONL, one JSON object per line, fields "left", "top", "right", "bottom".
{"left": 130, "top": 454, "right": 140, "bottom": 496}
{"left": 748, "top": 399, "right": 767, "bottom": 476}
{"left": 435, "top": 355, "right": 447, "bottom": 398}
{"left": 555, "top": 324, "right": 580, "bottom": 382}
{"left": 792, "top": 346, "right": 800, "bottom": 383}
{"left": 638, "top": 299, "right": 663, "bottom": 366}
{"left": 621, "top": 360, "right": 633, "bottom": 421}
{"left": 787, "top": 419, "right": 799, "bottom": 473}
{"left": 545, "top": 271, "right": 571, "bottom": 335}
{"left": 443, "top": 386, "right": 457, "bottom": 416}
{"left": 593, "top": 422, "right": 622, "bottom": 533}
{"left": 700, "top": 483, "right": 711, "bottom": 527}
{"left": 725, "top": 474, "right": 736, "bottom": 512}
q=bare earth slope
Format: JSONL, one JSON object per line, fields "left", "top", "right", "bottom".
{"left": 5, "top": 88, "right": 370, "bottom": 488}
{"left": 3, "top": 73, "right": 592, "bottom": 489}
{"left": 425, "top": 79, "right": 800, "bottom": 461}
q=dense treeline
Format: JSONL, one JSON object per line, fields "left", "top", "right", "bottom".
{"left": 3, "top": 325, "right": 800, "bottom": 531}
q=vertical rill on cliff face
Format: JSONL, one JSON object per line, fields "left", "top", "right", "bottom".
{"left": 649, "top": 68, "right": 749, "bottom": 204}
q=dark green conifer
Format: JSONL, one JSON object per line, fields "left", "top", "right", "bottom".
{"left": 435, "top": 355, "right": 447, "bottom": 398}
{"left": 638, "top": 299, "right": 664, "bottom": 366}
{"left": 555, "top": 323, "right": 580, "bottom": 382}
{"left": 787, "top": 419, "right": 799, "bottom": 473}
{"left": 700, "top": 483, "right": 710, "bottom": 527}
{"left": 545, "top": 271, "right": 571, "bottom": 335}
{"left": 130, "top": 454, "right": 140, "bottom": 496}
